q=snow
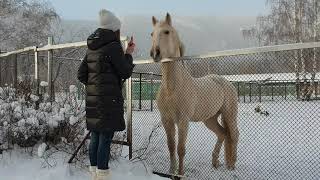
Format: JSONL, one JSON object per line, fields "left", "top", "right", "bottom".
{"left": 30, "top": 94, "right": 40, "bottom": 102}
{"left": 26, "top": 117, "right": 39, "bottom": 126}
{"left": 222, "top": 72, "right": 320, "bottom": 82}
{"left": 40, "top": 81, "right": 48, "bottom": 87}
{"left": 69, "top": 85, "right": 77, "bottom": 93}
{"left": 1, "top": 86, "right": 319, "bottom": 179}
{"left": 48, "top": 114, "right": 63, "bottom": 128}
{"left": 37, "top": 143, "right": 47, "bottom": 158}
{"left": 69, "top": 115, "right": 78, "bottom": 125}
{"left": 0, "top": 150, "right": 168, "bottom": 180}
{"left": 132, "top": 101, "right": 320, "bottom": 180}
{"left": 17, "top": 119, "right": 26, "bottom": 127}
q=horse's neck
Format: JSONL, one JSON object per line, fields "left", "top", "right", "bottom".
{"left": 161, "top": 61, "right": 192, "bottom": 93}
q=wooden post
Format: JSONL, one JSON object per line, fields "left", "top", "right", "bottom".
{"left": 122, "top": 37, "right": 133, "bottom": 159}
{"left": 34, "top": 48, "right": 40, "bottom": 109}
{"left": 47, "top": 37, "right": 54, "bottom": 103}
{"left": 126, "top": 77, "right": 133, "bottom": 160}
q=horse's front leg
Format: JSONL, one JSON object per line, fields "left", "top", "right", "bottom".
{"left": 162, "top": 117, "right": 177, "bottom": 174}
{"left": 177, "top": 119, "right": 189, "bottom": 175}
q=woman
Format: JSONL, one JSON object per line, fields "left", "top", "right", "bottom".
{"left": 77, "top": 9, "right": 135, "bottom": 180}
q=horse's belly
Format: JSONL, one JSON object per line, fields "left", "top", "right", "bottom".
{"left": 191, "top": 96, "right": 224, "bottom": 122}
{"left": 191, "top": 78, "right": 225, "bottom": 121}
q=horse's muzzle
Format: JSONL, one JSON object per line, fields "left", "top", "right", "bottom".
{"left": 150, "top": 47, "right": 161, "bottom": 62}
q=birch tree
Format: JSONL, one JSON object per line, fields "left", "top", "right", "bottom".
{"left": 246, "top": 0, "right": 320, "bottom": 99}
{"left": 0, "top": 0, "right": 58, "bottom": 50}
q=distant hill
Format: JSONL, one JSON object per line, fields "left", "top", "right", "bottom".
{"left": 55, "top": 16, "right": 257, "bottom": 59}
{"left": 56, "top": 16, "right": 317, "bottom": 76}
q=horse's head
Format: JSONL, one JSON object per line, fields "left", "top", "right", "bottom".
{"left": 150, "top": 13, "right": 184, "bottom": 62}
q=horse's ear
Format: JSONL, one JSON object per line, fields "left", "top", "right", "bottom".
{"left": 152, "top": 16, "right": 158, "bottom": 26}
{"left": 166, "top": 13, "right": 172, "bottom": 26}
{"left": 179, "top": 42, "right": 185, "bottom": 57}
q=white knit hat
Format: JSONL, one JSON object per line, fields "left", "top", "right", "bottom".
{"left": 99, "top": 9, "right": 121, "bottom": 31}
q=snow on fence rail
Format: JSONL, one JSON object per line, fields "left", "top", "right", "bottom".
{"left": 1, "top": 41, "right": 320, "bottom": 179}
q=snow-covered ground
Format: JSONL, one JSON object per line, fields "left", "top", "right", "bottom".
{"left": 223, "top": 72, "right": 320, "bottom": 82}
{"left": 1, "top": 97, "right": 320, "bottom": 180}
{"left": 0, "top": 149, "right": 168, "bottom": 180}
{"left": 132, "top": 100, "right": 320, "bottom": 180}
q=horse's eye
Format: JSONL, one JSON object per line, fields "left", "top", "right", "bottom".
{"left": 151, "top": 32, "right": 154, "bottom": 36}
{"left": 164, "top": 30, "right": 170, "bottom": 35}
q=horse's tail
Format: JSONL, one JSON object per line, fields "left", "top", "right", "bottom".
{"left": 222, "top": 105, "right": 239, "bottom": 169}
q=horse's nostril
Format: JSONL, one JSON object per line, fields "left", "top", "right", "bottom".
{"left": 156, "top": 48, "right": 160, "bottom": 56}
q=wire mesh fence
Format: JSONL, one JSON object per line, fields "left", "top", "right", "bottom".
{"left": 131, "top": 72, "right": 161, "bottom": 111}
{"left": 1, "top": 41, "right": 320, "bottom": 179}
{"left": 132, "top": 46, "right": 320, "bottom": 180}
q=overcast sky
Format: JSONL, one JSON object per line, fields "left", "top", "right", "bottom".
{"left": 49, "top": 0, "right": 269, "bottom": 20}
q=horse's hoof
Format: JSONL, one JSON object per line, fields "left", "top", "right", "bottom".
{"left": 169, "top": 168, "right": 177, "bottom": 175}
{"left": 178, "top": 171, "right": 185, "bottom": 176}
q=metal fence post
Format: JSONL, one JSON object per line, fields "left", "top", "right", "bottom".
{"left": 259, "top": 84, "right": 262, "bottom": 103}
{"left": 126, "top": 77, "right": 133, "bottom": 160}
{"left": 271, "top": 83, "right": 274, "bottom": 101}
{"left": 0, "top": 57, "right": 2, "bottom": 86}
{"left": 315, "top": 81, "right": 318, "bottom": 98}
{"left": 150, "top": 73, "right": 154, "bottom": 112}
{"left": 243, "top": 82, "right": 246, "bottom": 103}
{"left": 47, "top": 37, "right": 54, "bottom": 103}
{"left": 139, "top": 73, "right": 142, "bottom": 110}
{"left": 237, "top": 82, "right": 240, "bottom": 102}
{"left": 34, "top": 47, "right": 40, "bottom": 109}
{"left": 249, "top": 82, "right": 252, "bottom": 102}
{"left": 12, "top": 54, "right": 18, "bottom": 88}
{"left": 284, "top": 83, "right": 287, "bottom": 100}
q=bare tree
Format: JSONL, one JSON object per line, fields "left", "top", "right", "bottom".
{"left": 0, "top": 0, "right": 58, "bottom": 51}
{"left": 244, "top": 0, "right": 320, "bottom": 99}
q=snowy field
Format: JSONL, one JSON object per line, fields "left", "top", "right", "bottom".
{"left": 132, "top": 100, "right": 320, "bottom": 180}
{"left": 1, "top": 98, "right": 320, "bottom": 180}
{"left": 0, "top": 149, "right": 168, "bottom": 180}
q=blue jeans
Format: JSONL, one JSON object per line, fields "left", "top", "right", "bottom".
{"left": 89, "top": 131, "right": 115, "bottom": 170}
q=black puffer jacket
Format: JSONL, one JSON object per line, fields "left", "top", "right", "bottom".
{"left": 77, "top": 29, "right": 134, "bottom": 132}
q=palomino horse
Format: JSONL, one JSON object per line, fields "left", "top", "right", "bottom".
{"left": 150, "top": 13, "right": 239, "bottom": 175}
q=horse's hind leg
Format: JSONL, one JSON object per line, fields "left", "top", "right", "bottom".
{"left": 222, "top": 106, "right": 239, "bottom": 170}
{"left": 204, "top": 113, "right": 226, "bottom": 168}
{"left": 162, "top": 118, "right": 177, "bottom": 174}
{"left": 177, "top": 120, "right": 189, "bottom": 175}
